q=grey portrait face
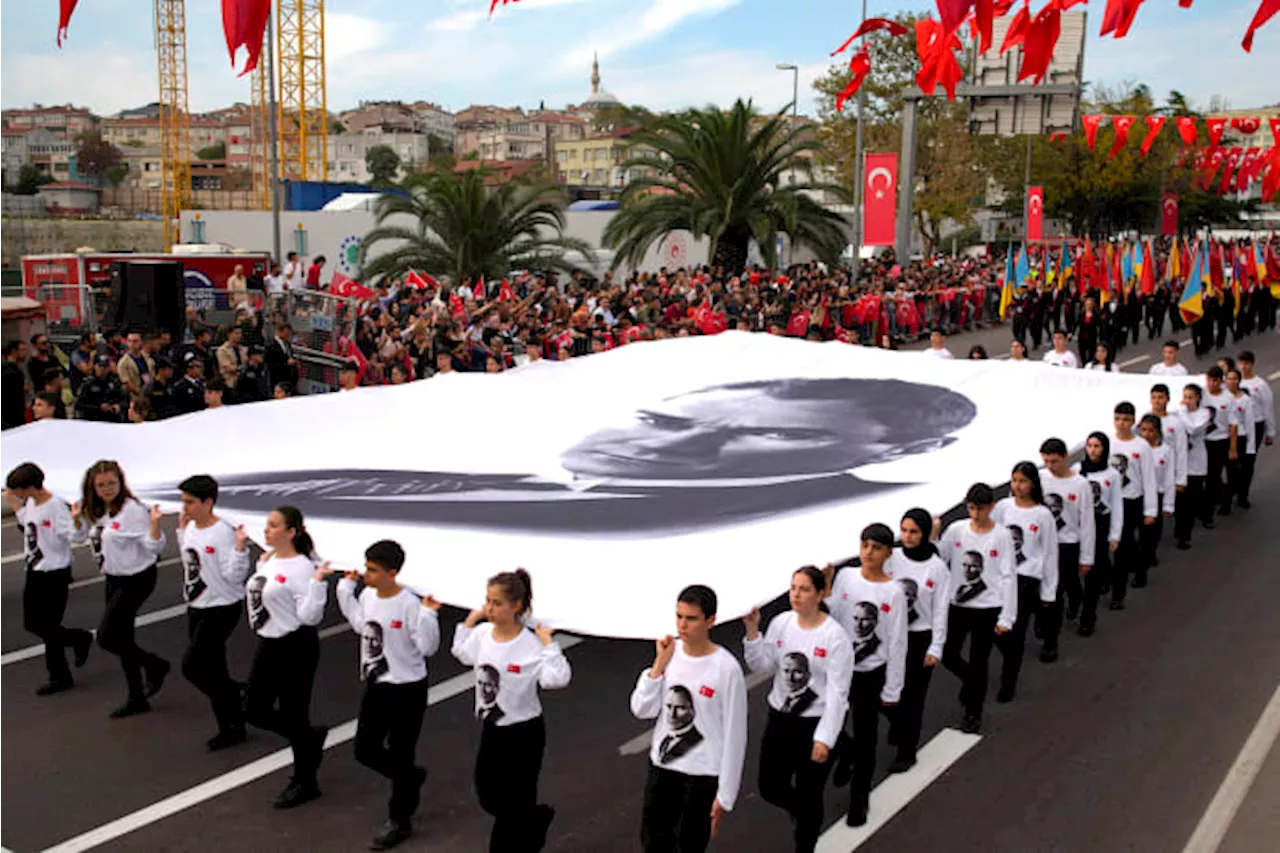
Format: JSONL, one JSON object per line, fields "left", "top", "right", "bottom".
{"left": 1111, "top": 454, "right": 1128, "bottom": 476}
{"left": 362, "top": 621, "right": 383, "bottom": 659}
{"left": 899, "top": 578, "right": 919, "bottom": 609}
{"left": 853, "top": 602, "right": 877, "bottom": 638}
{"left": 478, "top": 666, "right": 500, "bottom": 705}
{"left": 781, "top": 652, "right": 810, "bottom": 692}
{"left": 1008, "top": 524, "right": 1025, "bottom": 550}
{"left": 665, "top": 688, "right": 695, "bottom": 730}
{"left": 963, "top": 552, "right": 983, "bottom": 581}
{"left": 1046, "top": 493, "right": 1064, "bottom": 520}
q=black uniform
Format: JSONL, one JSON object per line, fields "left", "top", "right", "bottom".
{"left": 75, "top": 376, "right": 128, "bottom": 422}
{"left": 234, "top": 363, "right": 270, "bottom": 404}
{"left": 146, "top": 378, "right": 178, "bottom": 420}
{"left": 170, "top": 376, "right": 206, "bottom": 415}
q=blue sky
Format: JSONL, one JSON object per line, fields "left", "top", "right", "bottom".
{"left": 1, "top": 0, "right": 1275, "bottom": 118}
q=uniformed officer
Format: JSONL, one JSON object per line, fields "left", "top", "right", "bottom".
{"left": 233, "top": 344, "right": 270, "bottom": 404}
{"left": 146, "top": 358, "right": 178, "bottom": 420}
{"left": 74, "top": 354, "right": 127, "bottom": 422}
{"left": 171, "top": 351, "right": 207, "bottom": 415}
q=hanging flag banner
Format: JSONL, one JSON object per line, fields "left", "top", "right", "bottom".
{"left": 863, "top": 152, "right": 898, "bottom": 247}
{"left": 1160, "top": 193, "right": 1179, "bottom": 236}
{"left": 1026, "top": 186, "right": 1044, "bottom": 242}
{"left": 0, "top": 334, "right": 1206, "bottom": 639}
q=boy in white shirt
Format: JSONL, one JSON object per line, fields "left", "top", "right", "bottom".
{"left": 1148, "top": 341, "right": 1189, "bottom": 376}
{"left": 1041, "top": 330, "right": 1080, "bottom": 368}
{"left": 922, "top": 328, "right": 954, "bottom": 359}
{"left": 1109, "top": 402, "right": 1158, "bottom": 605}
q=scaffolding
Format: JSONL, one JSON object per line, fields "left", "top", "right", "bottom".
{"left": 155, "top": 0, "right": 190, "bottom": 249}
{"left": 249, "top": 56, "right": 272, "bottom": 210}
{"left": 276, "top": 0, "right": 328, "bottom": 182}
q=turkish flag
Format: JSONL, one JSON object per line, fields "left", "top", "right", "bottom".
{"left": 1231, "top": 117, "right": 1262, "bottom": 136}
{"left": 863, "top": 152, "right": 898, "bottom": 247}
{"left": 1219, "top": 148, "right": 1244, "bottom": 195}
{"left": 1271, "top": 118, "right": 1280, "bottom": 146}
{"left": 1160, "top": 193, "right": 1178, "bottom": 236}
{"left": 1139, "top": 116, "right": 1165, "bottom": 159}
{"left": 57, "top": 0, "right": 79, "bottom": 45}
{"left": 1242, "top": 0, "right": 1280, "bottom": 51}
{"left": 1108, "top": 115, "right": 1136, "bottom": 160}
{"left": 1083, "top": 114, "right": 1104, "bottom": 151}
{"left": 1206, "top": 117, "right": 1228, "bottom": 147}
{"left": 221, "top": 0, "right": 272, "bottom": 76}
{"left": 1237, "top": 148, "right": 1263, "bottom": 191}
{"left": 329, "top": 272, "right": 374, "bottom": 299}
{"left": 1001, "top": 0, "right": 1031, "bottom": 54}
{"left": 1176, "top": 116, "right": 1198, "bottom": 147}
{"left": 405, "top": 269, "right": 436, "bottom": 290}
{"left": 1026, "top": 186, "right": 1044, "bottom": 242}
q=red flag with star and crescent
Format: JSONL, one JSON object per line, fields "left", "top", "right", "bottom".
{"left": 864, "top": 152, "right": 898, "bottom": 246}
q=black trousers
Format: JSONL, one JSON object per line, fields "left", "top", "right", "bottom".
{"left": 1235, "top": 425, "right": 1262, "bottom": 502}
{"left": 1206, "top": 439, "right": 1229, "bottom": 513}
{"left": 477, "top": 715, "right": 549, "bottom": 853}
{"left": 99, "top": 566, "right": 165, "bottom": 701}
{"left": 183, "top": 603, "right": 244, "bottom": 733}
{"left": 641, "top": 763, "right": 717, "bottom": 853}
{"left": 246, "top": 626, "right": 323, "bottom": 784}
{"left": 1080, "top": 529, "right": 1110, "bottom": 633}
{"left": 995, "top": 575, "right": 1043, "bottom": 694}
{"left": 1113, "top": 497, "right": 1145, "bottom": 604}
{"left": 943, "top": 606, "right": 1000, "bottom": 719}
{"left": 24, "top": 567, "right": 92, "bottom": 684}
{"left": 1175, "top": 476, "right": 1204, "bottom": 543}
{"left": 1138, "top": 494, "right": 1166, "bottom": 574}
{"left": 1040, "top": 542, "right": 1079, "bottom": 654}
{"left": 356, "top": 677, "right": 429, "bottom": 825}
{"left": 846, "top": 665, "right": 887, "bottom": 811}
{"left": 891, "top": 630, "right": 935, "bottom": 764}
{"left": 758, "top": 710, "right": 832, "bottom": 853}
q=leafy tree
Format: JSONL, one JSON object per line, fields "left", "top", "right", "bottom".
{"left": 365, "top": 144, "right": 401, "bottom": 187}
{"left": 426, "top": 132, "right": 449, "bottom": 155}
{"left": 603, "top": 99, "right": 850, "bottom": 272}
{"left": 592, "top": 103, "right": 656, "bottom": 134}
{"left": 103, "top": 163, "right": 130, "bottom": 187}
{"left": 74, "top": 132, "right": 123, "bottom": 181}
{"left": 194, "top": 141, "right": 226, "bottom": 160}
{"left": 459, "top": 150, "right": 480, "bottom": 161}
{"left": 359, "top": 168, "right": 591, "bottom": 286}
{"left": 14, "top": 164, "right": 54, "bottom": 195}
{"left": 329, "top": 118, "right": 346, "bottom": 134}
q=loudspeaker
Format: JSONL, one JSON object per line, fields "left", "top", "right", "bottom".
{"left": 106, "top": 261, "right": 187, "bottom": 338}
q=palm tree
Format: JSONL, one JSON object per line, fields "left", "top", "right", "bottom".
{"left": 603, "top": 100, "right": 851, "bottom": 272}
{"left": 358, "top": 168, "right": 591, "bottom": 287}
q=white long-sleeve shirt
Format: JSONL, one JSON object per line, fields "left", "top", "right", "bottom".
{"left": 885, "top": 547, "right": 951, "bottom": 660}
{"left": 1042, "top": 349, "right": 1079, "bottom": 368}
{"left": 1204, "top": 389, "right": 1238, "bottom": 443}
{"left": 1240, "top": 375, "right": 1276, "bottom": 439}
{"left": 17, "top": 496, "right": 74, "bottom": 572}
{"left": 827, "top": 571, "right": 908, "bottom": 702}
{"left": 742, "top": 612, "right": 852, "bottom": 748}
{"left": 1147, "top": 442, "right": 1177, "bottom": 504}
{"left": 1075, "top": 464, "right": 1125, "bottom": 544}
{"left": 1038, "top": 469, "right": 1096, "bottom": 564}
{"left": 245, "top": 554, "right": 327, "bottom": 638}
{"left": 452, "top": 623, "right": 572, "bottom": 727}
{"left": 1111, "top": 435, "right": 1158, "bottom": 518}
{"left": 630, "top": 643, "right": 748, "bottom": 811}
{"left": 1180, "top": 408, "right": 1211, "bottom": 476}
{"left": 941, "top": 520, "right": 1017, "bottom": 629}
{"left": 1148, "top": 362, "right": 1188, "bottom": 376}
{"left": 337, "top": 580, "right": 439, "bottom": 684}
{"left": 179, "top": 519, "right": 251, "bottom": 608}
{"left": 74, "top": 498, "right": 166, "bottom": 577}
{"left": 1147, "top": 410, "right": 1188, "bottom": 487}
{"left": 993, "top": 499, "right": 1060, "bottom": 603}
{"left": 1228, "top": 392, "right": 1259, "bottom": 454}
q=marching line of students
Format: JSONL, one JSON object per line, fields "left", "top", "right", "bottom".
{"left": 5, "top": 366, "right": 1272, "bottom": 853}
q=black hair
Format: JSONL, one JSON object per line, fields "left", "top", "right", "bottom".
{"left": 314, "top": 255, "right": 326, "bottom": 264}
{"left": 6, "top": 462, "right": 44, "bottom": 490}
{"left": 273, "top": 505, "right": 314, "bottom": 557}
{"left": 1226, "top": 367, "right": 1243, "bottom": 382}
{"left": 792, "top": 565, "right": 826, "bottom": 593}
{"left": 1040, "top": 437, "right": 1068, "bottom": 456}
{"left": 1011, "top": 461, "right": 1045, "bottom": 504}
{"left": 968, "top": 344, "right": 988, "bottom": 359}
{"left": 930, "top": 327, "right": 945, "bottom": 336}
{"left": 1139, "top": 414, "right": 1163, "bottom": 443}
{"left": 178, "top": 474, "right": 219, "bottom": 503}
{"left": 275, "top": 382, "right": 295, "bottom": 397}
{"left": 34, "top": 391, "right": 60, "bottom": 412}
{"left": 365, "top": 539, "right": 406, "bottom": 572}
{"left": 1150, "top": 383, "right": 1170, "bottom": 397}
{"left": 31, "top": 332, "right": 47, "bottom": 344}
{"left": 860, "top": 523, "right": 894, "bottom": 547}
{"left": 3, "top": 340, "right": 23, "bottom": 356}
{"left": 1184, "top": 383, "right": 1202, "bottom": 402}
{"left": 1114, "top": 402, "right": 1136, "bottom": 416}
{"left": 965, "top": 482, "right": 995, "bottom": 506}
{"left": 1207, "top": 365, "right": 1224, "bottom": 380}
{"left": 1080, "top": 431, "right": 1111, "bottom": 474}
{"left": 677, "top": 583, "right": 718, "bottom": 619}
{"left": 1052, "top": 328, "right": 1066, "bottom": 337}
{"left": 206, "top": 377, "right": 227, "bottom": 393}
{"left": 1162, "top": 339, "right": 1180, "bottom": 350}
{"left": 489, "top": 569, "right": 534, "bottom": 616}
{"left": 1238, "top": 350, "right": 1255, "bottom": 364}
{"left": 1219, "top": 356, "right": 1236, "bottom": 373}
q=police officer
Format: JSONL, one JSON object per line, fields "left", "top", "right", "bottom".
{"left": 171, "top": 351, "right": 207, "bottom": 415}
{"left": 234, "top": 345, "right": 270, "bottom": 404}
{"left": 74, "top": 354, "right": 128, "bottom": 422}
{"left": 146, "top": 358, "right": 178, "bottom": 420}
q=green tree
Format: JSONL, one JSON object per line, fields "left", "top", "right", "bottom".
{"left": 74, "top": 132, "right": 123, "bottom": 182}
{"left": 194, "top": 141, "right": 226, "bottom": 160}
{"left": 365, "top": 144, "right": 401, "bottom": 187}
{"left": 359, "top": 168, "right": 591, "bottom": 286}
{"left": 426, "top": 132, "right": 449, "bottom": 155}
{"left": 603, "top": 100, "right": 850, "bottom": 272}
{"left": 329, "top": 118, "right": 347, "bottom": 134}
{"left": 103, "top": 163, "right": 130, "bottom": 187}
{"left": 592, "top": 103, "right": 656, "bottom": 133}
{"left": 14, "top": 163, "right": 54, "bottom": 195}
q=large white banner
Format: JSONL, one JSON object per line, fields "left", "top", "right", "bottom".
{"left": 1, "top": 333, "right": 1201, "bottom": 638}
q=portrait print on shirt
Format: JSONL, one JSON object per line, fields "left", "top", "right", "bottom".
{"left": 89, "top": 524, "right": 104, "bottom": 571}
{"left": 779, "top": 652, "right": 818, "bottom": 715}
{"left": 1007, "top": 524, "right": 1027, "bottom": 566}
{"left": 898, "top": 577, "right": 920, "bottom": 623}
{"left": 852, "top": 601, "right": 881, "bottom": 663}
{"left": 361, "top": 621, "right": 389, "bottom": 682}
{"left": 24, "top": 522, "right": 44, "bottom": 572}
{"left": 246, "top": 575, "right": 268, "bottom": 630}
{"left": 1045, "top": 493, "right": 1066, "bottom": 530}
{"left": 955, "top": 550, "right": 988, "bottom": 603}
{"left": 1089, "top": 480, "right": 1108, "bottom": 514}
{"left": 1111, "top": 453, "right": 1131, "bottom": 489}
{"left": 182, "top": 547, "right": 206, "bottom": 602}
{"left": 477, "top": 664, "right": 504, "bottom": 723}
{"left": 658, "top": 685, "right": 704, "bottom": 763}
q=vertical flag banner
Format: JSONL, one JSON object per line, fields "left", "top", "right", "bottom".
{"left": 863, "top": 152, "right": 898, "bottom": 247}
{"left": 1160, "top": 193, "right": 1179, "bottom": 236}
{"left": 1179, "top": 241, "right": 1205, "bottom": 323}
{"left": 1026, "top": 186, "right": 1044, "bottom": 242}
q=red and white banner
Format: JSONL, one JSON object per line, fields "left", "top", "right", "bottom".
{"left": 330, "top": 272, "right": 374, "bottom": 300}
{"left": 1026, "top": 186, "right": 1044, "bottom": 242}
{"left": 405, "top": 269, "right": 437, "bottom": 290}
{"left": 1160, "top": 193, "right": 1179, "bottom": 236}
{"left": 863, "top": 152, "right": 897, "bottom": 247}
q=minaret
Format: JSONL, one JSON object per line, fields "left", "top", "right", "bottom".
{"left": 591, "top": 52, "right": 601, "bottom": 96}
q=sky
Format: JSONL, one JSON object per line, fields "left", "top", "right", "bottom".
{"left": 0, "top": 0, "right": 1276, "bottom": 119}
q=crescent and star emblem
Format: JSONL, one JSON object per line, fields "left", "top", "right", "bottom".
{"left": 867, "top": 166, "right": 893, "bottom": 200}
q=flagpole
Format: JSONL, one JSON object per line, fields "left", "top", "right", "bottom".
{"left": 851, "top": 0, "right": 868, "bottom": 284}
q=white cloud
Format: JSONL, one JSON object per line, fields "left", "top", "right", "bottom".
{"left": 325, "top": 12, "right": 391, "bottom": 60}
{"left": 558, "top": 0, "right": 744, "bottom": 72}
{"left": 607, "top": 50, "right": 829, "bottom": 115}
{"left": 1, "top": 50, "right": 159, "bottom": 115}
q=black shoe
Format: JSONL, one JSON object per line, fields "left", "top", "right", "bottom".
{"left": 996, "top": 687, "right": 1015, "bottom": 704}
{"left": 207, "top": 727, "right": 247, "bottom": 752}
{"left": 274, "top": 779, "right": 322, "bottom": 809}
{"left": 73, "top": 632, "right": 93, "bottom": 668}
{"left": 1132, "top": 575, "right": 1148, "bottom": 589}
{"left": 1109, "top": 600, "right": 1126, "bottom": 611}
{"left": 887, "top": 757, "right": 916, "bottom": 774}
{"left": 961, "top": 714, "right": 982, "bottom": 734}
{"left": 144, "top": 658, "right": 171, "bottom": 699}
{"left": 1176, "top": 541, "right": 1191, "bottom": 551}
{"left": 845, "top": 800, "right": 868, "bottom": 827}
{"left": 369, "top": 820, "right": 412, "bottom": 851}
{"left": 1039, "top": 648, "right": 1059, "bottom": 664}
{"left": 36, "top": 679, "right": 74, "bottom": 696}
{"left": 1239, "top": 499, "right": 1252, "bottom": 509}
{"left": 1077, "top": 624, "right": 1095, "bottom": 638}
{"left": 109, "top": 698, "right": 151, "bottom": 719}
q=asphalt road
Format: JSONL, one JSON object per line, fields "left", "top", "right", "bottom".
{"left": 3, "top": 322, "right": 1278, "bottom": 853}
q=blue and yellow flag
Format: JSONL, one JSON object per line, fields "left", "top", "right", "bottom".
{"left": 999, "top": 246, "right": 1016, "bottom": 320}
{"left": 1179, "top": 241, "right": 1205, "bottom": 323}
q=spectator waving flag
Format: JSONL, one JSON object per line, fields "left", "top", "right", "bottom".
{"left": 330, "top": 272, "right": 374, "bottom": 300}
{"left": 405, "top": 269, "right": 437, "bottom": 290}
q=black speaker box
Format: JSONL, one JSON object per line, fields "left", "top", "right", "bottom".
{"left": 106, "top": 261, "right": 187, "bottom": 338}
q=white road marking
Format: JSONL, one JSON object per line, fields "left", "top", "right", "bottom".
{"left": 815, "top": 727, "right": 982, "bottom": 852}
{"left": 1267, "top": 369, "right": 1280, "bottom": 382}
{"left": 1180, "top": 339, "right": 1193, "bottom": 348}
{"left": 618, "top": 668, "right": 772, "bottom": 756}
{"left": 41, "top": 635, "right": 583, "bottom": 853}
{"left": 2, "top": 542, "right": 88, "bottom": 566}
{"left": 1181, "top": 681, "right": 1280, "bottom": 853}
{"left": 1119, "top": 354, "right": 1151, "bottom": 368}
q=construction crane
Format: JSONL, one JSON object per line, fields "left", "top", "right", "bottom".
{"left": 155, "top": 0, "right": 190, "bottom": 250}
{"left": 275, "top": 0, "right": 329, "bottom": 183}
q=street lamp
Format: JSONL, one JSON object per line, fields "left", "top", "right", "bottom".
{"left": 777, "top": 63, "right": 798, "bottom": 268}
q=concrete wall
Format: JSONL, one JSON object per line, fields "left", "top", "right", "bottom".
{"left": 2, "top": 218, "right": 165, "bottom": 267}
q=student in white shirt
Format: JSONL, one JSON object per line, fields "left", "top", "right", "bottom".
{"left": 632, "top": 584, "right": 747, "bottom": 852}
{"left": 993, "top": 462, "right": 1060, "bottom": 701}
{"left": 1074, "top": 433, "right": 1123, "bottom": 637}
{"left": 941, "top": 483, "right": 1015, "bottom": 734}
{"left": 1008, "top": 339, "right": 1028, "bottom": 362}
{"left": 884, "top": 508, "right": 950, "bottom": 773}
{"left": 1225, "top": 367, "right": 1259, "bottom": 512}
{"left": 283, "top": 251, "right": 304, "bottom": 291}
{"left": 1148, "top": 384, "right": 1188, "bottom": 498}
{"left": 922, "top": 328, "right": 953, "bottom": 359}
{"left": 6, "top": 462, "right": 94, "bottom": 695}
{"left": 72, "top": 460, "right": 169, "bottom": 718}
{"left": 1136, "top": 416, "right": 1176, "bottom": 580}
{"left": 1202, "top": 366, "right": 1236, "bottom": 519}
{"left": 743, "top": 566, "right": 853, "bottom": 852}
{"left": 1084, "top": 342, "right": 1117, "bottom": 372}
{"left": 827, "top": 524, "right": 907, "bottom": 827}
{"left": 1174, "top": 384, "right": 1212, "bottom": 548}
{"left": 1148, "top": 340, "right": 1189, "bottom": 376}
{"left": 244, "top": 505, "right": 330, "bottom": 809}
{"left": 1238, "top": 351, "right": 1276, "bottom": 464}
{"left": 1039, "top": 439, "right": 1095, "bottom": 645}
{"left": 335, "top": 541, "right": 440, "bottom": 851}
{"left": 453, "top": 570, "right": 571, "bottom": 853}
{"left": 1041, "top": 330, "right": 1080, "bottom": 368}
{"left": 177, "top": 475, "right": 251, "bottom": 751}
{"left": 1109, "top": 402, "right": 1158, "bottom": 607}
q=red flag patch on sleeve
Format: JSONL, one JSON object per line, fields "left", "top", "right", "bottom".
{"left": 507, "top": 663, "right": 522, "bottom": 674}
{"left": 390, "top": 620, "right": 403, "bottom": 629}
{"left": 880, "top": 602, "right": 891, "bottom": 613}
{"left": 990, "top": 549, "right": 1000, "bottom": 557}
{"left": 275, "top": 574, "right": 287, "bottom": 583}
{"left": 814, "top": 647, "right": 827, "bottom": 658}
{"left": 699, "top": 685, "right": 716, "bottom": 698}
{"left": 41, "top": 519, "right": 52, "bottom": 527}
{"left": 204, "top": 545, "right": 217, "bottom": 554}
